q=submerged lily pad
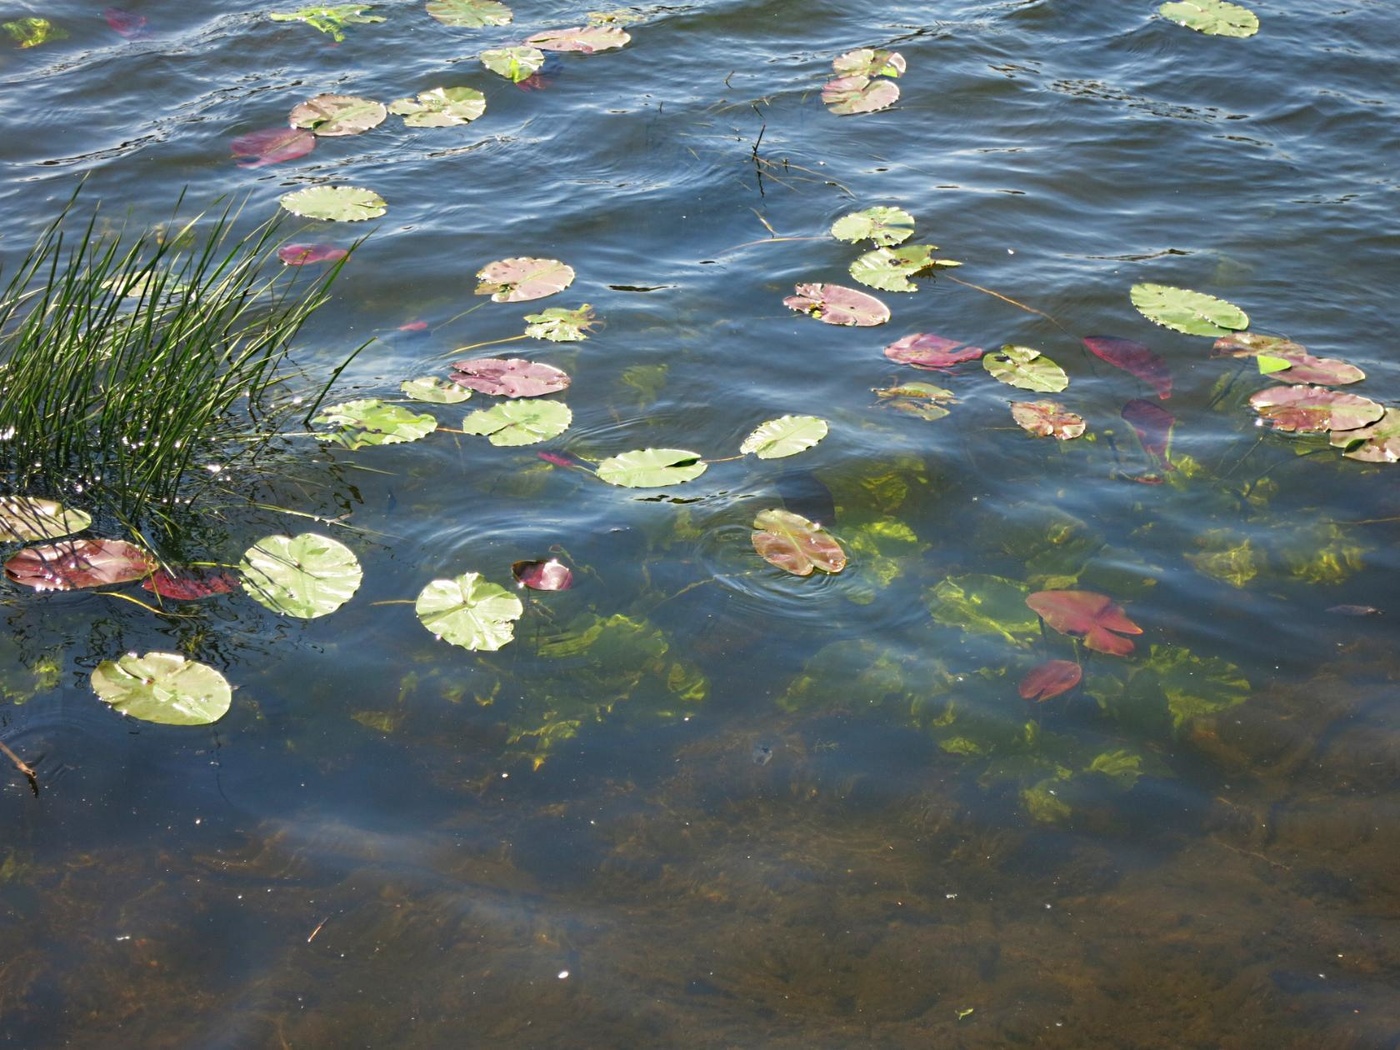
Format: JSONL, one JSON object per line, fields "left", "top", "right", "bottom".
{"left": 480, "top": 45, "right": 545, "bottom": 81}
{"left": 1331, "top": 407, "right": 1400, "bottom": 463}
{"left": 460, "top": 399, "right": 572, "bottom": 446}
{"left": 450, "top": 358, "right": 570, "bottom": 397}
{"left": 832, "top": 48, "right": 905, "bottom": 79}
{"left": 424, "top": 0, "right": 511, "bottom": 27}
{"left": 290, "top": 94, "right": 387, "bottom": 136}
{"left": 740, "top": 415, "right": 829, "bottom": 459}
{"left": 597, "top": 448, "right": 707, "bottom": 488}
{"left": 884, "top": 332, "right": 983, "bottom": 371}
{"left": 926, "top": 574, "right": 1038, "bottom": 643}
{"left": 1019, "top": 659, "right": 1082, "bottom": 702}
{"left": 984, "top": 345, "right": 1069, "bottom": 393}
{"left": 313, "top": 398, "right": 438, "bottom": 448}
{"left": 401, "top": 376, "right": 472, "bottom": 403}
{"left": 1011, "top": 400, "right": 1085, "bottom": 440}
{"left": 831, "top": 206, "right": 915, "bottom": 246}
{"left": 280, "top": 185, "right": 386, "bottom": 222}
{"left": 92, "top": 652, "right": 231, "bottom": 726}
{"left": 1131, "top": 283, "right": 1248, "bottom": 337}
{"left": 526, "top": 25, "right": 629, "bottom": 52}
{"left": 784, "top": 283, "right": 889, "bottom": 326}
{"left": 270, "top": 3, "right": 383, "bottom": 40}
{"left": 388, "top": 86, "right": 486, "bottom": 127}
{"left": 873, "top": 381, "right": 956, "bottom": 421}
{"left": 1083, "top": 335, "right": 1172, "bottom": 399}
{"left": 1158, "top": 0, "right": 1258, "bottom": 37}
{"left": 240, "top": 533, "right": 363, "bottom": 619}
{"left": 475, "top": 257, "right": 575, "bottom": 302}
{"left": 1027, "top": 590, "right": 1142, "bottom": 656}
{"left": 1248, "top": 385, "right": 1384, "bottom": 434}
{"left": 523, "top": 304, "right": 596, "bottom": 341}
{"left": 0, "top": 497, "right": 91, "bottom": 542}
{"left": 4, "top": 538, "right": 153, "bottom": 592}
{"left": 277, "top": 243, "right": 348, "bottom": 266}
{"left": 4, "top": 16, "right": 67, "bottom": 47}
{"left": 822, "top": 74, "right": 899, "bottom": 115}
{"left": 231, "top": 127, "right": 315, "bottom": 168}
{"left": 850, "top": 244, "right": 958, "bottom": 292}
{"left": 141, "top": 569, "right": 241, "bottom": 601}
{"left": 1212, "top": 331, "right": 1304, "bottom": 358}
{"left": 416, "top": 572, "right": 523, "bottom": 651}
{"left": 752, "top": 508, "right": 846, "bottom": 576}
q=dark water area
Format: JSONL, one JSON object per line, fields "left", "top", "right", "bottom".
{"left": 3, "top": 0, "right": 1400, "bottom": 1045}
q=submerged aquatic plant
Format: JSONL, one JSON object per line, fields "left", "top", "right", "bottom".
{"left": 0, "top": 193, "right": 349, "bottom": 536}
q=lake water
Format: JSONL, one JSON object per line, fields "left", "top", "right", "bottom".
{"left": 3, "top": 0, "right": 1400, "bottom": 1045}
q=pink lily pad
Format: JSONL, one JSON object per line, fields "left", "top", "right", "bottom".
{"left": 1018, "top": 659, "right": 1083, "bottom": 701}
{"left": 1122, "top": 398, "right": 1175, "bottom": 470}
{"left": 1026, "top": 590, "right": 1142, "bottom": 657}
{"left": 821, "top": 74, "right": 899, "bottom": 115}
{"left": 475, "top": 257, "right": 575, "bottom": 303}
{"left": 783, "top": 283, "right": 889, "bottom": 326}
{"left": 1249, "top": 385, "right": 1384, "bottom": 434}
{"left": 883, "top": 333, "right": 983, "bottom": 371}
{"left": 512, "top": 558, "right": 573, "bottom": 591}
{"left": 4, "top": 538, "right": 154, "bottom": 592}
{"left": 278, "top": 243, "right": 349, "bottom": 266}
{"left": 103, "top": 7, "right": 147, "bottom": 37}
{"left": 526, "top": 25, "right": 629, "bottom": 52}
{"left": 1010, "top": 400, "right": 1086, "bottom": 440}
{"left": 230, "top": 127, "right": 315, "bottom": 168}
{"left": 449, "top": 358, "right": 570, "bottom": 398}
{"left": 1258, "top": 349, "right": 1365, "bottom": 386}
{"left": 141, "top": 568, "right": 241, "bottom": 601}
{"left": 751, "top": 508, "right": 846, "bottom": 576}
{"left": 1083, "top": 336, "right": 1172, "bottom": 399}
{"left": 1330, "top": 406, "right": 1400, "bottom": 463}
{"left": 1212, "top": 331, "right": 1307, "bottom": 359}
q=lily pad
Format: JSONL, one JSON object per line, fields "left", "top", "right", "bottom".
{"left": 1083, "top": 335, "right": 1172, "bottom": 398}
{"left": 141, "top": 569, "right": 241, "bottom": 601}
{"left": 240, "top": 533, "right": 363, "bottom": 619}
{"left": 1130, "top": 283, "right": 1249, "bottom": 337}
{"left": 475, "top": 257, "right": 575, "bottom": 302}
{"left": 751, "top": 508, "right": 846, "bottom": 576}
{"left": 0, "top": 497, "right": 91, "bottom": 542}
{"left": 1123, "top": 398, "right": 1175, "bottom": 468}
{"left": 401, "top": 376, "right": 472, "bottom": 403}
{"left": 278, "top": 243, "right": 348, "bottom": 266}
{"left": 460, "top": 399, "right": 572, "bottom": 446}
{"left": 1331, "top": 407, "right": 1400, "bottom": 463}
{"left": 313, "top": 398, "right": 438, "bottom": 448}
{"left": 424, "top": 0, "right": 511, "bottom": 27}
{"left": 526, "top": 25, "right": 629, "bottom": 52}
{"left": 822, "top": 75, "right": 899, "bottom": 115}
{"left": 926, "top": 573, "right": 1038, "bottom": 643}
{"left": 289, "top": 94, "right": 387, "bottom": 137}
{"left": 849, "top": 244, "right": 958, "bottom": 293}
{"left": 831, "top": 206, "right": 915, "bottom": 246}
{"left": 1248, "top": 385, "right": 1384, "bottom": 434}
{"left": 1212, "top": 331, "right": 1306, "bottom": 359}
{"left": 388, "top": 86, "right": 486, "bottom": 127}
{"left": 92, "top": 652, "right": 231, "bottom": 726}
{"left": 480, "top": 45, "right": 545, "bottom": 81}
{"left": 513, "top": 558, "right": 573, "bottom": 591}
{"left": 280, "top": 185, "right": 386, "bottom": 222}
{"left": 984, "top": 345, "right": 1069, "bottom": 393}
{"left": 415, "top": 572, "right": 523, "bottom": 651}
{"left": 783, "top": 283, "right": 889, "bottom": 326}
{"left": 231, "top": 127, "right": 315, "bottom": 168}
{"left": 523, "top": 304, "right": 596, "bottom": 341}
{"left": 4, "top": 17, "right": 67, "bottom": 47}
{"left": 1257, "top": 349, "right": 1364, "bottom": 386}
{"left": 1019, "top": 659, "right": 1082, "bottom": 702}
{"left": 449, "top": 358, "right": 570, "bottom": 397}
{"left": 1011, "top": 400, "right": 1085, "bottom": 440}
{"left": 1026, "top": 590, "right": 1142, "bottom": 656}
{"left": 884, "top": 332, "right": 983, "bottom": 371}
{"left": 596, "top": 448, "right": 707, "bottom": 488}
{"left": 874, "top": 381, "right": 956, "bottom": 421}
{"left": 740, "top": 415, "right": 829, "bottom": 459}
{"left": 832, "top": 48, "right": 905, "bottom": 79}
{"left": 1159, "top": 0, "right": 1258, "bottom": 37}
{"left": 270, "top": 3, "right": 383, "bottom": 40}
{"left": 4, "top": 538, "right": 154, "bottom": 592}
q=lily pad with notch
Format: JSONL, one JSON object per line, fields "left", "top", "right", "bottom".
{"left": 524, "top": 304, "right": 596, "bottom": 341}
{"left": 1330, "top": 407, "right": 1400, "bottom": 463}
{"left": 4, "top": 538, "right": 153, "bottom": 592}
{"left": 1158, "top": 0, "right": 1258, "bottom": 37}
{"left": 832, "top": 47, "right": 905, "bottom": 78}
{"left": 740, "top": 415, "right": 829, "bottom": 459}
{"left": 475, "top": 257, "right": 575, "bottom": 302}
{"left": 459, "top": 399, "right": 572, "bottom": 446}
{"left": 280, "top": 185, "right": 386, "bottom": 222}
{"left": 269, "top": 3, "right": 382, "bottom": 40}
{"left": 1011, "top": 400, "right": 1085, "bottom": 440}
{"left": 884, "top": 332, "right": 983, "bottom": 371}
{"left": 831, "top": 206, "right": 915, "bottom": 246}
{"left": 822, "top": 74, "right": 899, "bottom": 115}
{"left": 450, "top": 358, "right": 570, "bottom": 397}
{"left": 1131, "top": 283, "right": 1248, "bottom": 337}
{"left": 0, "top": 497, "right": 91, "bottom": 542}
{"left": 313, "top": 398, "right": 438, "bottom": 448}
{"left": 751, "top": 508, "right": 846, "bottom": 576}
{"left": 784, "top": 283, "right": 889, "bottom": 326}
{"left": 388, "top": 86, "right": 485, "bottom": 127}
{"left": 874, "top": 381, "right": 956, "bottom": 421}
{"left": 416, "top": 572, "right": 523, "bottom": 651}
{"left": 289, "top": 94, "right": 387, "bottom": 137}
{"left": 92, "top": 652, "right": 232, "bottom": 726}
{"left": 526, "top": 25, "right": 629, "bottom": 52}
{"left": 424, "top": 0, "right": 510, "bottom": 27}
{"left": 240, "top": 533, "right": 362, "bottom": 619}
{"left": 1249, "top": 386, "right": 1383, "bottom": 434}
{"left": 481, "top": 45, "right": 545, "bottom": 81}
{"left": 1027, "top": 590, "right": 1142, "bottom": 656}
{"left": 984, "top": 345, "right": 1069, "bottom": 393}
{"left": 402, "top": 376, "right": 471, "bottom": 403}
{"left": 597, "top": 448, "right": 707, "bottom": 488}
{"left": 231, "top": 127, "right": 315, "bottom": 168}
{"left": 850, "top": 244, "right": 959, "bottom": 293}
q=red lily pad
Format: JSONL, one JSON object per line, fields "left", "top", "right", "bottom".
{"left": 821, "top": 74, "right": 899, "bottom": 115}
{"left": 1011, "top": 400, "right": 1086, "bottom": 440}
{"left": 1122, "top": 398, "right": 1175, "bottom": 469}
{"left": 883, "top": 333, "right": 984, "bottom": 371}
{"left": 783, "top": 283, "right": 889, "bottom": 326}
{"left": 751, "top": 508, "right": 846, "bottom": 576}
{"left": 103, "top": 7, "right": 147, "bottom": 37}
{"left": 230, "top": 127, "right": 315, "bottom": 168}
{"left": 1018, "top": 659, "right": 1083, "bottom": 701}
{"left": 142, "top": 568, "right": 241, "bottom": 601}
{"left": 278, "top": 243, "right": 348, "bottom": 266}
{"left": 1083, "top": 336, "right": 1172, "bottom": 399}
{"left": 5, "top": 538, "right": 154, "bottom": 592}
{"left": 449, "top": 358, "right": 570, "bottom": 398}
{"left": 475, "top": 257, "right": 575, "bottom": 303}
{"left": 1249, "top": 385, "right": 1384, "bottom": 434}
{"left": 526, "top": 25, "right": 629, "bottom": 52}
{"left": 512, "top": 558, "right": 573, "bottom": 591}
{"left": 1026, "top": 590, "right": 1142, "bottom": 657}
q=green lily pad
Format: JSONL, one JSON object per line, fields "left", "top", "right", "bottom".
{"left": 1131, "top": 283, "right": 1249, "bottom": 337}
{"left": 1159, "top": 0, "right": 1258, "bottom": 37}
{"left": 597, "top": 448, "right": 707, "bottom": 488}
{"left": 926, "top": 573, "right": 1038, "bottom": 643}
{"left": 459, "top": 399, "right": 572, "bottom": 446}
{"left": 92, "top": 652, "right": 232, "bottom": 726}
{"left": 280, "top": 185, "right": 387, "bottom": 222}
{"left": 313, "top": 398, "right": 438, "bottom": 448}
{"left": 1148, "top": 645, "right": 1250, "bottom": 730}
{"left": 480, "top": 45, "right": 545, "bottom": 81}
{"left": 1331, "top": 406, "right": 1400, "bottom": 463}
{"left": 415, "top": 572, "right": 523, "bottom": 651}
{"left": 752, "top": 508, "right": 846, "bottom": 576}
{"left": 270, "top": 3, "right": 383, "bottom": 40}
{"left": 832, "top": 48, "right": 905, "bottom": 79}
{"left": 4, "top": 16, "right": 66, "bottom": 47}
{"left": 289, "top": 94, "right": 387, "bottom": 136}
{"left": 0, "top": 497, "right": 91, "bottom": 542}
{"left": 388, "top": 86, "right": 486, "bottom": 127}
{"left": 524, "top": 304, "right": 596, "bottom": 341}
{"left": 240, "top": 533, "right": 363, "bottom": 618}
{"left": 424, "top": 0, "right": 511, "bottom": 27}
{"left": 740, "top": 415, "right": 829, "bottom": 459}
{"left": 831, "top": 206, "right": 916, "bottom": 246}
{"left": 822, "top": 74, "right": 900, "bottom": 115}
{"left": 849, "top": 244, "right": 959, "bottom": 292}
{"left": 984, "top": 345, "right": 1069, "bottom": 393}
{"left": 401, "top": 376, "right": 472, "bottom": 403}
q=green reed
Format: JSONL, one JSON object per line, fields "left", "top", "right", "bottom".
{"left": 0, "top": 194, "right": 348, "bottom": 536}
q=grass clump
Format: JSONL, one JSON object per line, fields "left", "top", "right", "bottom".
{"left": 0, "top": 193, "right": 349, "bottom": 539}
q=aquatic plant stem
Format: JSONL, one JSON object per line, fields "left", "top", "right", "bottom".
{"left": 446, "top": 333, "right": 528, "bottom": 357}
{"left": 944, "top": 275, "right": 1069, "bottom": 333}
{"left": 0, "top": 738, "right": 38, "bottom": 795}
